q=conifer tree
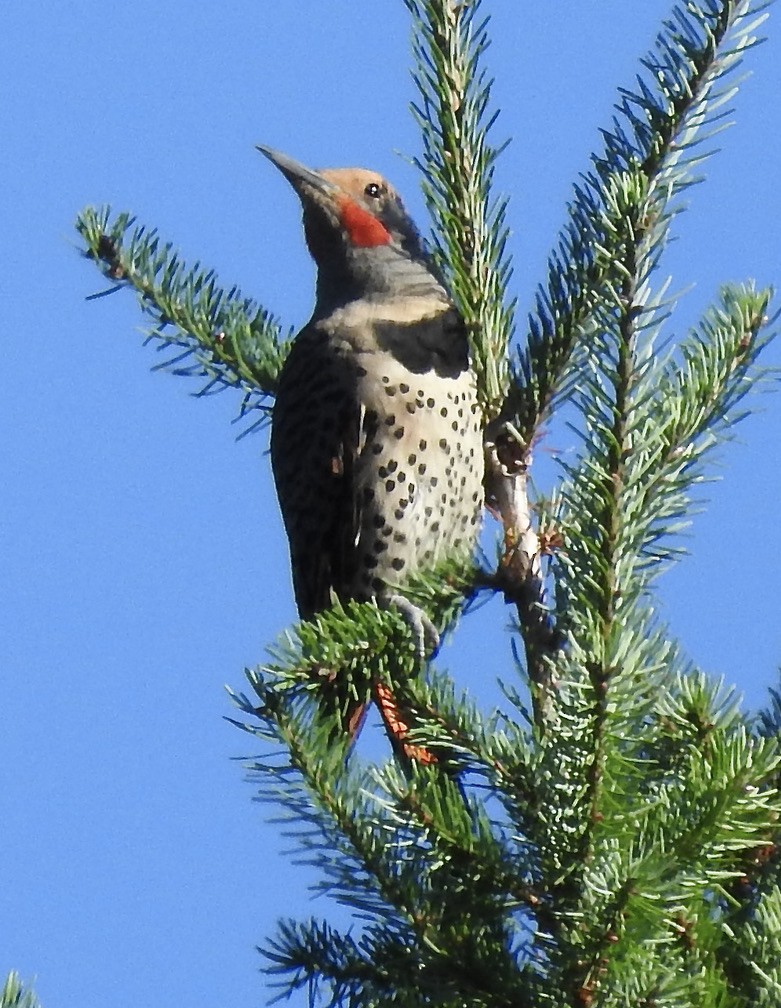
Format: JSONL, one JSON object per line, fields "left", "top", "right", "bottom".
{"left": 70, "top": 2, "right": 781, "bottom": 1005}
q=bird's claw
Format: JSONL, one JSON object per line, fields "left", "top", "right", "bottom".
{"left": 385, "top": 594, "right": 439, "bottom": 660}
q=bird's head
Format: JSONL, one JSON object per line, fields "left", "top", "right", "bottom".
{"left": 258, "top": 145, "right": 447, "bottom": 311}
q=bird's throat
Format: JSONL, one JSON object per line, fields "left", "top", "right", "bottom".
{"left": 313, "top": 242, "right": 448, "bottom": 317}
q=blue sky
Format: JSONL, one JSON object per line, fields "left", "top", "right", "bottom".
{"left": 3, "top": 3, "right": 780, "bottom": 1007}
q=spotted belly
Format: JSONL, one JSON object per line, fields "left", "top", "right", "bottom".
{"left": 348, "top": 363, "right": 484, "bottom": 599}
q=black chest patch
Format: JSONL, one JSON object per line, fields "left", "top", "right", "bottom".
{"left": 373, "top": 308, "right": 470, "bottom": 379}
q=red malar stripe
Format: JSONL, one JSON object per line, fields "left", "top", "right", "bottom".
{"left": 337, "top": 195, "right": 391, "bottom": 247}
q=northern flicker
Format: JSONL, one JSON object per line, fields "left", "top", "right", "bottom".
{"left": 260, "top": 146, "right": 484, "bottom": 758}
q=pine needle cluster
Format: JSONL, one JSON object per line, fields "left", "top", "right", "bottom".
{"left": 1, "top": 974, "right": 41, "bottom": 1008}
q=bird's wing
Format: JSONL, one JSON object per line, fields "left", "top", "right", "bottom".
{"left": 270, "top": 328, "right": 365, "bottom": 619}
{"left": 270, "top": 326, "right": 375, "bottom": 743}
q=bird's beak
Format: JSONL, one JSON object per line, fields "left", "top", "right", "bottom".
{"left": 256, "top": 145, "right": 337, "bottom": 200}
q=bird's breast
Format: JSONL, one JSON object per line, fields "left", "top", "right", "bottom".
{"left": 347, "top": 349, "right": 484, "bottom": 598}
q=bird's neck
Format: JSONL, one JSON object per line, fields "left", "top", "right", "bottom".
{"left": 313, "top": 244, "right": 449, "bottom": 318}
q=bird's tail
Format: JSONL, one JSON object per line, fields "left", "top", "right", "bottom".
{"left": 373, "top": 680, "right": 437, "bottom": 765}
{"left": 315, "top": 667, "right": 437, "bottom": 765}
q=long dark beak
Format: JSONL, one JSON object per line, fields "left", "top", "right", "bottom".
{"left": 256, "top": 145, "right": 336, "bottom": 199}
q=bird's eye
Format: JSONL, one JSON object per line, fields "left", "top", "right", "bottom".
{"left": 364, "top": 182, "right": 383, "bottom": 199}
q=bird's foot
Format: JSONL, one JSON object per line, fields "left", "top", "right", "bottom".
{"left": 384, "top": 594, "right": 439, "bottom": 660}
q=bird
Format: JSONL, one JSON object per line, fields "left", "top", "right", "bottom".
{"left": 260, "top": 145, "right": 484, "bottom": 761}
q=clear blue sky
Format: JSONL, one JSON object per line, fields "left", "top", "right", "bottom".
{"left": 3, "top": 4, "right": 780, "bottom": 1007}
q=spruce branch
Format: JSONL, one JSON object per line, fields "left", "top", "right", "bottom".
{"left": 485, "top": 0, "right": 772, "bottom": 687}
{"left": 394, "top": 661, "right": 534, "bottom": 780}
{"left": 405, "top": 0, "right": 514, "bottom": 418}
{"left": 234, "top": 665, "right": 428, "bottom": 932}
{"left": 537, "top": 271, "right": 775, "bottom": 998}
{"left": 265, "top": 913, "right": 529, "bottom": 1008}
{"left": 558, "top": 282, "right": 775, "bottom": 661}
{"left": 758, "top": 680, "right": 781, "bottom": 739}
{"left": 511, "top": 0, "right": 771, "bottom": 447}
{"left": 656, "top": 283, "right": 775, "bottom": 452}
{"left": 720, "top": 885, "right": 781, "bottom": 1005}
{"left": 233, "top": 605, "right": 537, "bottom": 1007}
{"left": 0, "top": 976, "right": 41, "bottom": 1008}
{"left": 529, "top": 16, "right": 777, "bottom": 957}
{"left": 263, "top": 918, "right": 384, "bottom": 1006}
{"left": 403, "top": 0, "right": 560, "bottom": 701}
{"left": 231, "top": 605, "right": 473, "bottom": 910}
{"left": 528, "top": 654, "right": 781, "bottom": 1005}
{"left": 76, "top": 205, "right": 289, "bottom": 429}
{"left": 631, "top": 283, "right": 776, "bottom": 564}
